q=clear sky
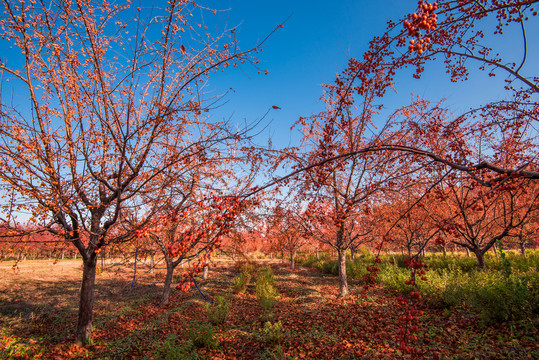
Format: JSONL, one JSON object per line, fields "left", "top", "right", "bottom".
{"left": 198, "top": 0, "right": 538, "bottom": 149}
{"left": 1, "top": 0, "right": 536, "bottom": 149}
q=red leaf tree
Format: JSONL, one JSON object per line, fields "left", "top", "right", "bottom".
{"left": 0, "top": 0, "right": 268, "bottom": 345}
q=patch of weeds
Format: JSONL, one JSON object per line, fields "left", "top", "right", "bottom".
{"left": 153, "top": 334, "right": 200, "bottom": 360}
{"left": 205, "top": 295, "right": 231, "bottom": 326}
{"left": 258, "top": 344, "right": 284, "bottom": 360}
{"left": 188, "top": 322, "right": 219, "bottom": 349}
{"left": 232, "top": 272, "right": 251, "bottom": 294}
{"left": 469, "top": 274, "right": 538, "bottom": 324}
{"left": 105, "top": 331, "right": 149, "bottom": 359}
{"left": 255, "top": 267, "right": 279, "bottom": 312}
{"left": 260, "top": 320, "right": 283, "bottom": 344}
{"left": 233, "top": 261, "right": 258, "bottom": 276}
{"left": 0, "top": 330, "right": 41, "bottom": 359}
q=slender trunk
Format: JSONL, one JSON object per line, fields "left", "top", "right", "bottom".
{"left": 202, "top": 265, "right": 209, "bottom": 279}
{"left": 442, "top": 245, "right": 447, "bottom": 257}
{"left": 290, "top": 251, "right": 295, "bottom": 269}
{"left": 75, "top": 255, "right": 97, "bottom": 346}
{"left": 520, "top": 243, "right": 526, "bottom": 256}
{"left": 337, "top": 248, "right": 349, "bottom": 297}
{"left": 350, "top": 248, "right": 355, "bottom": 260}
{"left": 281, "top": 251, "right": 285, "bottom": 263}
{"left": 492, "top": 243, "right": 498, "bottom": 258}
{"left": 465, "top": 247, "right": 470, "bottom": 257}
{"left": 150, "top": 253, "right": 155, "bottom": 274}
{"left": 161, "top": 262, "right": 175, "bottom": 306}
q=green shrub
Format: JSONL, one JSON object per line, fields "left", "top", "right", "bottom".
{"left": 205, "top": 295, "right": 231, "bottom": 326}
{"left": 258, "top": 266, "right": 276, "bottom": 286}
{"left": 233, "top": 261, "right": 258, "bottom": 276}
{"left": 260, "top": 320, "right": 283, "bottom": 344}
{"left": 309, "top": 252, "right": 539, "bottom": 325}
{"left": 255, "top": 267, "right": 279, "bottom": 312}
{"left": 232, "top": 272, "right": 251, "bottom": 294}
{"left": 156, "top": 334, "right": 200, "bottom": 360}
{"left": 188, "top": 323, "right": 219, "bottom": 349}
{"left": 258, "top": 344, "right": 284, "bottom": 360}
{"left": 468, "top": 273, "right": 539, "bottom": 324}
{"left": 320, "top": 260, "right": 339, "bottom": 276}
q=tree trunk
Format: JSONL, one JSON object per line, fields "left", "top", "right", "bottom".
{"left": 290, "top": 251, "right": 295, "bottom": 269}
{"left": 442, "top": 245, "right": 447, "bottom": 257}
{"left": 202, "top": 265, "right": 209, "bottom": 279}
{"left": 75, "top": 255, "right": 97, "bottom": 346}
{"left": 350, "top": 248, "right": 355, "bottom": 260}
{"left": 337, "top": 248, "right": 349, "bottom": 297}
{"left": 465, "top": 247, "right": 470, "bottom": 257}
{"left": 520, "top": 243, "right": 526, "bottom": 256}
{"left": 150, "top": 253, "right": 155, "bottom": 274}
{"left": 473, "top": 249, "right": 486, "bottom": 269}
{"left": 492, "top": 243, "right": 498, "bottom": 257}
{"left": 316, "top": 248, "right": 319, "bottom": 259}
{"left": 161, "top": 262, "right": 175, "bottom": 306}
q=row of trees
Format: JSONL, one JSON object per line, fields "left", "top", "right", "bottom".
{"left": 0, "top": 0, "right": 537, "bottom": 346}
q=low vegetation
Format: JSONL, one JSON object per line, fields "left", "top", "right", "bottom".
{"left": 1, "top": 257, "right": 538, "bottom": 359}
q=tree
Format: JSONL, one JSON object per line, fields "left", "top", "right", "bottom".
{"left": 0, "top": 0, "right": 269, "bottom": 345}
{"left": 140, "top": 195, "right": 246, "bottom": 305}
{"left": 304, "top": 1, "right": 538, "bottom": 184}
{"left": 436, "top": 176, "right": 539, "bottom": 268}
{"left": 267, "top": 204, "right": 307, "bottom": 269}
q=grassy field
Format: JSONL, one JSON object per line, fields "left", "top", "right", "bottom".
{"left": 1, "top": 257, "right": 538, "bottom": 359}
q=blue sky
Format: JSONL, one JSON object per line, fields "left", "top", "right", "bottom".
{"left": 204, "top": 0, "right": 413, "bottom": 147}
{"left": 199, "top": 0, "right": 538, "bottom": 149}
{"left": 1, "top": 0, "right": 536, "bottom": 150}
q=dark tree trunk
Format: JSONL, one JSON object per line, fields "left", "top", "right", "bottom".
{"left": 75, "top": 255, "right": 97, "bottom": 346}
{"left": 473, "top": 249, "right": 486, "bottom": 269}
{"left": 161, "top": 262, "right": 174, "bottom": 306}
{"left": 520, "top": 243, "right": 526, "bottom": 256}
{"left": 350, "top": 248, "right": 355, "bottom": 260}
{"left": 337, "top": 248, "right": 349, "bottom": 297}
{"left": 442, "top": 245, "right": 447, "bottom": 257}
{"left": 290, "top": 251, "right": 295, "bottom": 269}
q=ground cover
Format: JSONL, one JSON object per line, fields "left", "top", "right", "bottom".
{"left": 0, "top": 258, "right": 537, "bottom": 359}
